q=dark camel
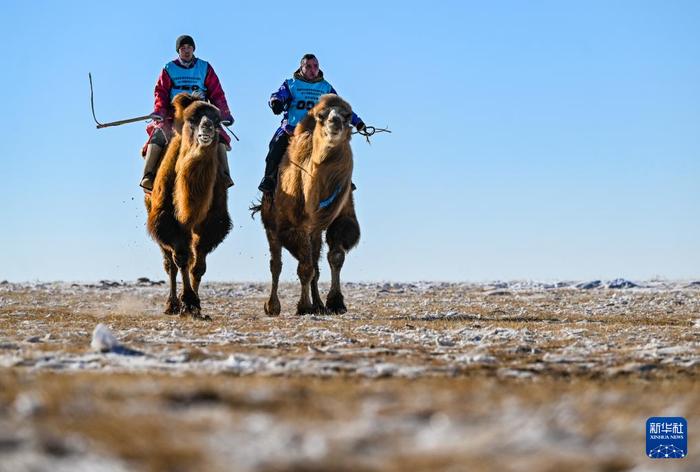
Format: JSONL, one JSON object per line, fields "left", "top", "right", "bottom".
{"left": 145, "top": 93, "right": 232, "bottom": 319}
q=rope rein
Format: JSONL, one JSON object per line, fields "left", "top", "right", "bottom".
{"left": 352, "top": 125, "right": 392, "bottom": 144}
{"left": 222, "top": 124, "right": 240, "bottom": 142}
{"left": 287, "top": 158, "right": 314, "bottom": 177}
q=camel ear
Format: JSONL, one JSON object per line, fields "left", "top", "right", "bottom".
{"left": 172, "top": 93, "right": 198, "bottom": 124}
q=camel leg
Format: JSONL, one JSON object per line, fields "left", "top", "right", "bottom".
{"left": 188, "top": 243, "right": 212, "bottom": 321}
{"left": 296, "top": 249, "right": 315, "bottom": 316}
{"left": 264, "top": 231, "right": 282, "bottom": 316}
{"left": 282, "top": 230, "right": 314, "bottom": 316}
{"left": 325, "top": 208, "right": 361, "bottom": 315}
{"left": 190, "top": 187, "right": 232, "bottom": 317}
{"left": 191, "top": 256, "right": 204, "bottom": 295}
{"left": 173, "top": 246, "right": 202, "bottom": 320}
{"left": 277, "top": 227, "right": 315, "bottom": 316}
{"left": 162, "top": 248, "right": 180, "bottom": 315}
{"left": 326, "top": 248, "right": 346, "bottom": 314}
{"left": 310, "top": 232, "right": 326, "bottom": 314}
{"left": 190, "top": 234, "right": 207, "bottom": 296}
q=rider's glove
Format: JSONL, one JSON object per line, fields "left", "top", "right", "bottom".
{"left": 221, "top": 115, "right": 234, "bottom": 126}
{"left": 150, "top": 113, "right": 164, "bottom": 122}
{"left": 270, "top": 99, "right": 285, "bottom": 115}
{"left": 355, "top": 120, "right": 366, "bottom": 132}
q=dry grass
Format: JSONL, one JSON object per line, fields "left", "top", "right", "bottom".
{"left": 0, "top": 280, "right": 698, "bottom": 471}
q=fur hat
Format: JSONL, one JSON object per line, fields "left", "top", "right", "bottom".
{"left": 175, "top": 35, "right": 195, "bottom": 52}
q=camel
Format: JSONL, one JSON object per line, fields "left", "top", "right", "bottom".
{"left": 145, "top": 93, "right": 231, "bottom": 319}
{"left": 253, "top": 94, "right": 361, "bottom": 316}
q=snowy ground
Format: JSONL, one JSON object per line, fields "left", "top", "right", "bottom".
{"left": 0, "top": 280, "right": 698, "bottom": 471}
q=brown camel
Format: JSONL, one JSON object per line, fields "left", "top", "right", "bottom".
{"left": 253, "top": 94, "right": 361, "bottom": 316}
{"left": 145, "top": 93, "right": 232, "bottom": 319}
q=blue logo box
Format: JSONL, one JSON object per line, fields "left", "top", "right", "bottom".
{"left": 646, "top": 417, "right": 687, "bottom": 459}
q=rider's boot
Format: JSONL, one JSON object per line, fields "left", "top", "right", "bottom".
{"left": 258, "top": 133, "right": 289, "bottom": 193}
{"left": 258, "top": 149, "right": 280, "bottom": 193}
{"left": 218, "top": 143, "right": 234, "bottom": 188}
{"left": 140, "top": 143, "right": 163, "bottom": 192}
{"left": 257, "top": 174, "right": 276, "bottom": 193}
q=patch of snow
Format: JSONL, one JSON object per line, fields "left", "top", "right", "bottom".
{"left": 90, "top": 324, "right": 118, "bottom": 353}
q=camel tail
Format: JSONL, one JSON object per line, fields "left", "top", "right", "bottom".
{"left": 249, "top": 199, "right": 262, "bottom": 219}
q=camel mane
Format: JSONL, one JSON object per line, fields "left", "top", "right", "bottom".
{"left": 284, "top": 94, "right": 354, "bottom": 230}
{"left": 150, "top": 94, "right": 221, "bottom": 230}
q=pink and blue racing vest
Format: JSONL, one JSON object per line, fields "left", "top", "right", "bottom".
{"left": 165, "top": 59, "right": 209, "bottom": 101}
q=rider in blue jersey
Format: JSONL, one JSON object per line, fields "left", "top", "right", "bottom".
{"left": 258, "top": 54, "right": 365, "bottom": 193}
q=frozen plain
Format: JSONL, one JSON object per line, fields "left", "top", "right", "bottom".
{"left": 0, "top": 279, "right": 698, "bottom": 471}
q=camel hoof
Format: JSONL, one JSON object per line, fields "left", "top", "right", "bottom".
{"left": 180, "top": 291, "right": 200, "bottom": 306}
{"left": 178, "top": 292, "right": 201, "bottom": 318}
{"left": 179, "top": 305, "right": 199, "bottom": 317}
{"left": 326, "top": 292, "right": 347, "bottom": 315}
{"left": 312, "top": 303, "right": 328, "bottom": 315}
{"left": 328, "top": 304, "right": 347, "bottom": 315}
{"left": 164, "top": 299, "right": 181, "bottom": 315}
{"left": 264, "top": 299, "right": 281, "bottom": 317}
{"left": 296, "top": 303, "right": 315, "bottom": 316}
{"left": 191, "top": 312, "right": 211, "bottom": 322}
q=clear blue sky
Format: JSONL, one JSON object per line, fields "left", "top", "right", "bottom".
{"left": 2, "top": 1, "right": 698, "bottom": 282}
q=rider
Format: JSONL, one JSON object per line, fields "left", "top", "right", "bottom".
{"left": 258, "top": 53, "right": 365, "bottom": 193}
{"left": 140, "top": 35, "right": 235, "bottom": 191}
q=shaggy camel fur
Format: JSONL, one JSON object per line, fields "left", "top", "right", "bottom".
{"left": 145, "top": 93, "right": 231, "bottom": 319}
{"left": 254, "top": 94, "right": 360, "bottom": 316}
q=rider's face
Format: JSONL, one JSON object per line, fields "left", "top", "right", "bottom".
{"left": 178, "top": 44, "right": 194, "bottom": 62}
{"left": 301, "top": 59, "right": 319, "bottom": 80}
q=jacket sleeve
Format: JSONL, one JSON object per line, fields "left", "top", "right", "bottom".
{"left": 153, "top": 68, "right": 173, "bottom": 119}
{"left": 329, "top": 85, "right": 363, "bottom": 126}
{"left": 205, "top": 64, "right": 234, "bottom": 122}
{"left": 350, "top": 112, "right": 362, "bottom": 127}
{"left": 270, "top": 81, "right": 291, "bottom": 106}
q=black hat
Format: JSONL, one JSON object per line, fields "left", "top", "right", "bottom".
{"left": 175, "top": 35, "right": 195, "bottom": 52}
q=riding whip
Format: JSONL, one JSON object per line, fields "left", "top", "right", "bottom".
{"left": 89, "top": 73, "right": 152, "bottom": 129}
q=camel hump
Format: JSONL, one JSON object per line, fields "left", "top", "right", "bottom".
{"left": 172, "top": 93, "right": 200, "bottom": 121}
{"left": 171, "top": 93, "right": 222, "bottom": 136}
{"left": 315, "top": 94, "right": 352, "bottom": 113}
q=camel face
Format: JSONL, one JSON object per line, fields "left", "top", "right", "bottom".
{"left": 194, "top": 114, "right": 217, "bottom": 147}
{"left": 181, "top": 102, "right": 220, "bottom": 148}
{"left": 316, "top": 104, "right": 352, "bottom": 144}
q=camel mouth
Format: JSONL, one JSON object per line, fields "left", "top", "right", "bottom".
{"left": 197, "top": 133, "right": 215, "bottom": 146}
{"left": 324, "top": 125, "right": 346, "bottom": 142}
{"left": 322, "top": 108, "right": 348, "bottom": 140}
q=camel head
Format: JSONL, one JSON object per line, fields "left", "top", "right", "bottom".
{"left": 309, "top": 94, "right": 353, "bottom": 146}
{"left": 171, "top": 93, "right": 221, "bottom": 149}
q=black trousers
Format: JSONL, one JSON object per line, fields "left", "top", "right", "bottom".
{"left": 263, "top": 131, "right": 290, "bottom": 180}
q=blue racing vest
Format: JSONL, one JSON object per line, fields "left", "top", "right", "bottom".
{"left": 165, "top": 59, "right": 209, "bottom": 100}
{"left": 286, "top": 78, "right": 334, "bottom": 127}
